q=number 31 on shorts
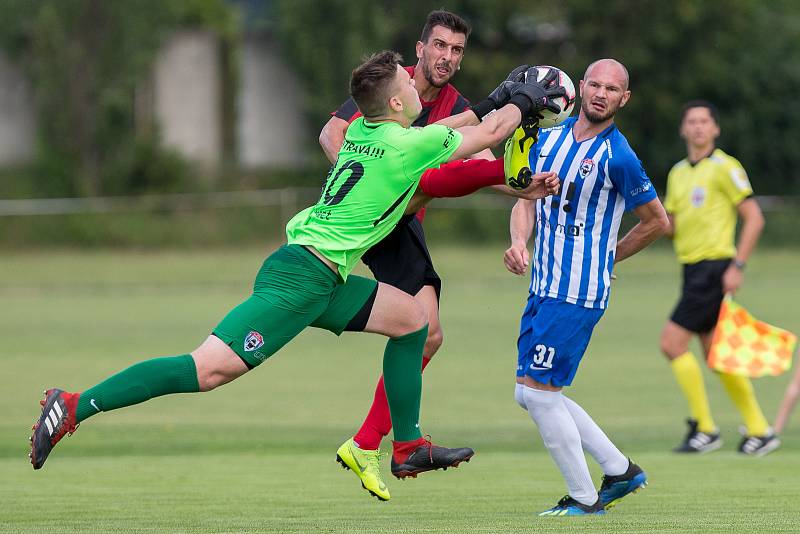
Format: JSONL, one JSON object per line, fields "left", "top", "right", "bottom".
{"left": 533, "top": 344, "right": 556, "bottom": 368}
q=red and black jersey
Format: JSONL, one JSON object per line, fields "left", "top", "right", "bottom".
{"left": 332, "top": 66, "right": 470, "bottom": 127}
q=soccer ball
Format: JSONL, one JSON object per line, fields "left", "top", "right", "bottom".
{"left": 527, "top": 66, "right": 576, "bottom": 128}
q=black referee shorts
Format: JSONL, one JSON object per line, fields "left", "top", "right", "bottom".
{"left": 361, "top": 214, "right": 441, "bottom": 300}
{"left": 670, "top": 259, "right": 731, "bottom": 334}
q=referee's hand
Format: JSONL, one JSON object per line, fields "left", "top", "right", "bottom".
{"left": 722, "top": 264, "right": 743, "bottom": 294}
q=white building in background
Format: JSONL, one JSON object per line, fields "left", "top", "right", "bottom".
{"left": 0, "top": 52, "right": 35, "bottom": 165}
{"left": 153, "top": 30, "right": 223, "bottom": 167}
{"left": 238, "top": 32, "right": 307, "bottom": 168}
{"left": 0, "top": 30, "right": 309, "bottom": 170}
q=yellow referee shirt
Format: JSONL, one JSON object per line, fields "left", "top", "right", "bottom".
{"left": 664, "top": 148, "right": 753, "bottom": 264}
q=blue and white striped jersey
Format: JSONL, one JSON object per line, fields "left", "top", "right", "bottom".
{"left": 528, "top": 117, "right": 657, "bottom": 309}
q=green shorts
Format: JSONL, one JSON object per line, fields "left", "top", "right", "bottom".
{"left": 212, "top": 244, "right": 377, "bottom": 367}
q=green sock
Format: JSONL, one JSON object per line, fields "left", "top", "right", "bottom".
{"left": 382, "top": 325, "right": 427, "bottom": 442}
{"left": 75, "top": 355, "right": 199, "bottom": 423}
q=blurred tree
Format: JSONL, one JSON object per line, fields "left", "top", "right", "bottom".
{"left": 273, "top": 0, "right": 395, "bottom": 124}
{"left": 0, "top": 0, "right": 238, "bottom": 197}
{"left": 564, "top": 0, "right": 800, "bottom": 193}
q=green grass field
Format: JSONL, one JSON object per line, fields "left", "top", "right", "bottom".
{"left": 2, "top": 245, "right": 799, "bottom": 533}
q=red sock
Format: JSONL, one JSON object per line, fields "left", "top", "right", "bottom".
{"left": 418, "top": 158, "right": 504, "bottom": 198}
{"left": 353, "top": 356, "right": 432, "bottom": 450}
{"left": 391, "top": 436, "right": 428, "bottom": 464}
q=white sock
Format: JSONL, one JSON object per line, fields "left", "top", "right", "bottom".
{"left": 562, "top": 395, "right": 629, "bottom": 476}
{"left": 514, "top": 383, "right": 526, "bottom": 410}
{"left": 523, "top": 386, "right": 598, "bottom": 506}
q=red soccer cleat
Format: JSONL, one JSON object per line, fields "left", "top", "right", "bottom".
{"left": 29, "top": 388, "right": 80, "bottom": 469}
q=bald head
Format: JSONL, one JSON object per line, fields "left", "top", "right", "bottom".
{"left": 584, "top": 59, "right": 629, "bottom": 91}
{"left": 579, "top": 58, "right": 632, "bottom": 125}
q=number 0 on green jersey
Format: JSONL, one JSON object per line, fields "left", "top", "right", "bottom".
{"left": 286, "top": 118, "right": 462, "bottom": 279}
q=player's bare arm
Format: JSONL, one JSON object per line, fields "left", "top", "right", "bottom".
{"left": 319, "top": 115, "right": 349, "bottom": 164}
{"left": 433, "top": 63, "right": 547, "bottom": 156}
{"left": 434, "top": 102, "right": 522, "bottom": 159}
{"left": 434, "top": 118, "right": 495, "bottom": 164}
{"left": 433, "top": 115, "right": 497, "bottom": 170}
{"left": 434, "top": 65, "right": 526, "bottom": 131}
{"left": 614, "top": 198, "right": 670, "bottom": 263}
{"left": 504, "top": 198, "right": 535, "bottom": 275}
{"left": 722, "top": 197, "right": 765, "bottom": 294}
{"left": 435, "top": 109, "right": 480, "bottom": 129}
{"left": 449, "top": 74, "right": 562, "bottom": 160}
{"left": 434, "top": 117, "right": 495, "bottom": 163}
{"left": 449, "top": 105, "right": 522, "bottom": 160}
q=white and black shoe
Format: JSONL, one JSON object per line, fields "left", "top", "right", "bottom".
{"left": 737, "top": 427, "right": 781, "bottom": 457}
{"left": 673, "top": 419, "right": 723, "bottom": 454}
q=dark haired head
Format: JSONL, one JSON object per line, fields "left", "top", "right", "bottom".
{"left": 681, "top": 100, "right": 719, "bottom": 124}
{"left": 350, "top": 51, "right": 403, "bottom": 118}
{"left": 420, "top": 10, "right": 471, "bottom": 44}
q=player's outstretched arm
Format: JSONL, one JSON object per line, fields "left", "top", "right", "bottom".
{"left": 614, "top": 198, "right": 670, "bottom": 263}
{"left": 435, "top": 110, "right": 481, "bottom": 129}
{"left": 504, "top": 198, "right": 535, "bottom": 275}
{"left": 433, "top": 79, "right": 526, "bottom": 131}
{"left": 434, "top": 115, "right": 496, "bottom": 162}
{"left": 449, "top": 104, "right": 522, "bottom": 160}
{"left": 319, "top": 116, "right": 349, "bottom": 164}
{"left": 449, "top": 79, "right": 558, "bottom": 161}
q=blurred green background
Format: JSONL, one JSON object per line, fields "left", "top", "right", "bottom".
{"left": 0, "top": 0, "right": 798, "bottom": 250}
{"left": 0, "top": 0, "right": 800, "bottom": 216}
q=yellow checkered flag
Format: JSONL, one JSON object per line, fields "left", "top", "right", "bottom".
{"left": 707, "top": 296, "right": 797, "bottom": 377}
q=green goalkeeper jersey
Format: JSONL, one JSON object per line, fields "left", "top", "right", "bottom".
{"left": 286, "top": 117, "right": 462, "bottom": 280}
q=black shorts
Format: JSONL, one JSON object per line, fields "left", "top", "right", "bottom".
{"left": 362, "top": 214, "right": 441, "bottom": 299}
{"left": 670, "top": 259, "right": 731, "bottom": 334}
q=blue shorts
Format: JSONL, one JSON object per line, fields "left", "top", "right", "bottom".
{"left": 516, "top": 294, "right": 605, "bottom": 387}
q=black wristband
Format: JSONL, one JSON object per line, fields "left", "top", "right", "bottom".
{"left": 508, "top": 93, "right": 534, "bottom": 117}
{"left": 471, "top": 98, "right": 496, "bottom": 121}
{"left": 733, "top": 259, "right": 746, "bottom": 271}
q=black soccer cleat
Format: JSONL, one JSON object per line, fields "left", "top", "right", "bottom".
{"left": 737, "top": 428, "right": 781, "bottom": 457}
{"left": 30, "top": 388, "right": 80, "bottom": 469}
{"left": 390, "top": 438, "right": 474, "bottom": 479}
{"left": 672, "top": 418, "right": 722, "bottom": 454}
{"left": 598, "top": 459, "right": 648, "bottom": 509}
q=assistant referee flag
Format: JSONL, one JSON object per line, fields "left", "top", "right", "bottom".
{"left": 708, "top": 297, "right": 797, "bottom": 377}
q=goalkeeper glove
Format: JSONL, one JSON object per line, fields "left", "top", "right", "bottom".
{"left": 471, "top": 64, "right": 531, "bottom": 120}
{"left": 509, "top": 69, "right": 567, "bottom": 116}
